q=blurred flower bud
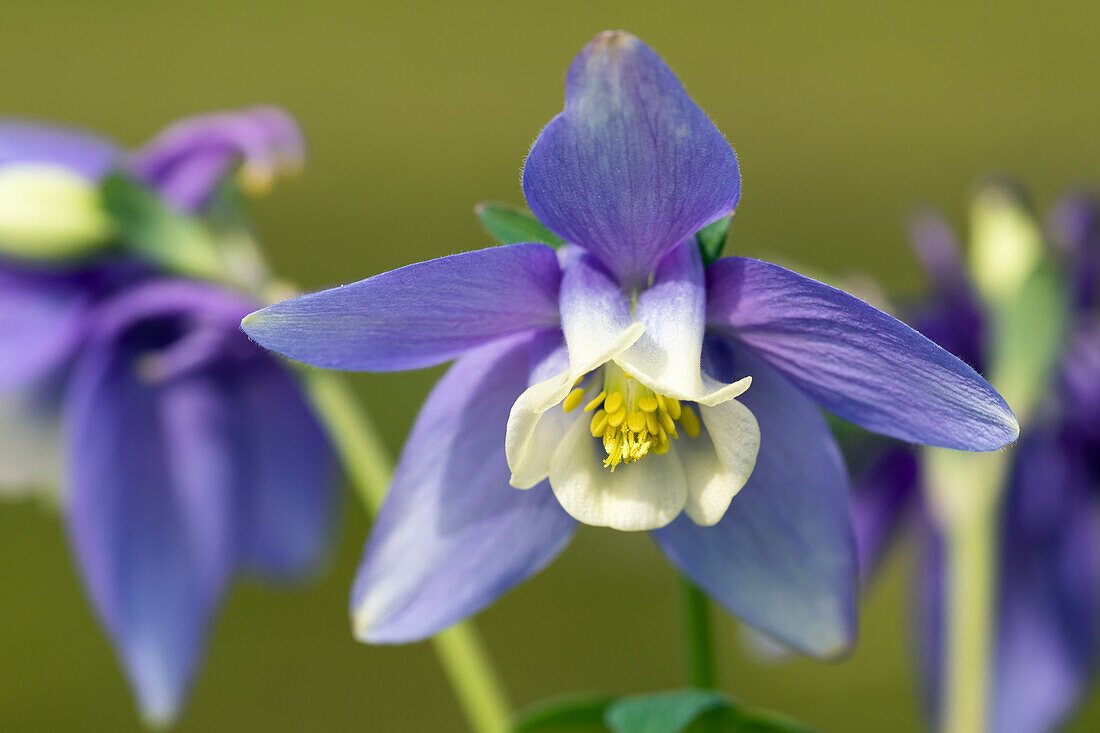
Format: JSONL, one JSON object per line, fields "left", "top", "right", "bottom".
{"left": 0, "top": 164, "right": 113, "bottom": 260}
{"left": 967, "top": 181, "right": 1043, "bottom": 306}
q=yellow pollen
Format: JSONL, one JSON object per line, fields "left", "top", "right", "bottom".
{"left": 563, "top": 387, "right": 585, "bottom": 412}
{"left": 594, "top": 366, "right": 700, "bottom": 472}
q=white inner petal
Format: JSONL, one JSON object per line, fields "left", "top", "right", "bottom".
{"left": 506, "top": 322, "right": 643, "bottom": 488}
{"left": 549, "top": 416, "right": 688, "bottom": 531}
{"left": 615, "top": 347, "right": 752, "bottom": 407}
{"left": 681, "top": 399, "right": 760, "bottom": 526}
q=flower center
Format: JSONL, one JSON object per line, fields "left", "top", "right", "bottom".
{"left": 562, "top": 363, "right": 700, "bottom": 471}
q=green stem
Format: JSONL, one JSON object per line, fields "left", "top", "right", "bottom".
{"left": 941, "top": 510, "right": 995, "bottom": 733}
{"left": 924, "top": 449, "right": 1007, "bottom": 733}
{"left": 302, "top": 369, "right": 512, "bottom": 733}
{"left": 680, "top": 578, "right": 716, "bottom": 689}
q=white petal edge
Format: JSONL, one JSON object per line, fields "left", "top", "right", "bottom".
{"left": 548, "top": 416, "right": 687, "bottom": 531}
{"left": 614, "top": 346, "right": 753, "bottom": 407}
{"left": 682, "top": 399, "right": 760, "bottom": 526}
{"left": 506, "top": 322, "right": 643, "bottom": 488}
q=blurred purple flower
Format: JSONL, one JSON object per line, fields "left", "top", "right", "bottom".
{"left": 130, "top": 106, "right": 304, "bottom": 211}
{"left": 850, "top": 194, "right": 1100, "bottom": 733}
{"left": 243, "top": 32, "right": 1016, "bottom": 659}
{"left": 0, "top": 110, "right": 334, "bottom": 722}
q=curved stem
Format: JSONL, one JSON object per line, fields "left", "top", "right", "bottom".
{"left": 302, "top": 369, "right": 512, "bottom": 733}
{"left": 680, "top": 578, "right": 716, "bottom": 689}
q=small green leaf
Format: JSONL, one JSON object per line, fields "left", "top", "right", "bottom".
{"left": 988, "top": 259, "right": 1069, "bottom": 424}
{"left": 696, "top": 216, "right": 732, "bottom": 266}
{"left": 604, "top": 690, "right": 816, "bottom": 733}
{"left": 512, "top": 692, "right": 615, "bottom": 732}
{"left": 100, "top": 173, "right": 226, "bottom": 282}
{"left": 475, "top": 201, "right": 566, "bottom": 248}
{"left": 729, "top": 709, "right": 817, "bottom": 733}
{"left": 605, "top": 690, "right": 731, "bottom": 733}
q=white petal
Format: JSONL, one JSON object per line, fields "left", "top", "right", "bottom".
{"left": 548, "top": 417, "right": 687, "bottom": 531}
{"left": 506, "top": 322, "right": 642, "bottom": 488}
{"left": 613, "top": 242, "right": 749, "bottom": 407}
{"left": 615, "top": 350, "right": 753, "bottom": 407}
{"left": 507, "top": 403, "right": 575, "bottom": 489}
{"left": 681, "top": 399, "right": 760, "bottom": 525}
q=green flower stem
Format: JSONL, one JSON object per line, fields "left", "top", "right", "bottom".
{"left": 925, "top": 449, "right": 1009, "bottom": 733}
{"left": 942, "top": 505, "right": 996, "bottom": 733}
{"left": 680, "top": 578, "right": 716, "bottom": 689}
{"left": 301, "top": 369, "right": 512, "bottom": 733}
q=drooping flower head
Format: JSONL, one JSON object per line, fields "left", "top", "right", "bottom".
{"left": 0, "top": 108, "right": 334, "bottom": 723}
{"left": 850, "top": 186, "right": 1100, "bottom": 733}
{"left": 244, "top": 32, "right": 1017, "bottom": 658}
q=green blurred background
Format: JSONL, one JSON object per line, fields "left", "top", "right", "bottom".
{"left": 2, "top": 1, "right": 1099, "bottom": 730}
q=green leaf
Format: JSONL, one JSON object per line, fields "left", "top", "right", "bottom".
{"left": 604, "top": 690, "right": 816, "bottom": 733}
{"left": 100, "top": 173, "right": 227, "bottom": 282}
{"left": 475, "top": 201, "right": 566, "bottom": 248}
{"left": 605, "top": 690, "right": 731, "bottom": 733}
{"left": 988, "top": 259, "right": 1069, "bottom": 424}
{"left": 696, "top": 216, "right": 732, "bottom": 266}
{"left": 512, "top": 692, "right": 615, "bottom": 732}
{"left": 729, "top": 709, "right": 817, "bottom": 733}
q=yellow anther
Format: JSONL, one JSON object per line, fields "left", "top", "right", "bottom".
{"left": 583, "top": 391, "right": 607, "bottom": 412}
{"left": 587, "top": 363, "right": 704, "bottom": 471}
{"left": 680, "top": 406, "right": 701, "bottom": 439}
{"left": 607, "top": 408, "right": 627, "bottom": 427}
{"left": 653, "top": 427, "right": 671, "bottom": 455}
{"left": 658, "top": 409, "right": 676, "bottom": 434}
{"left": 665, "top": 397, "right": 682, "bottom": 420}
{"left": 563, "top": 387, "right": 585, "bottom": 412}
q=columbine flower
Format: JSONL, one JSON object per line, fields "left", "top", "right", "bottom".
{"left": 851, "top": 191, "right": 1100, "bottom": 733}
{"left": 0, "top": 110, "right": 334, "bottom": 722}
{"left": 243, "top": 31, "right": 1016, "bottom": 657}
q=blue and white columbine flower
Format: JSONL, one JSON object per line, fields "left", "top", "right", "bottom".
{"left": 243, "top": 32, "right": 1017, "bottom": 657}
{"left": 0, "top": 110, "right": 333, "bottom": 723}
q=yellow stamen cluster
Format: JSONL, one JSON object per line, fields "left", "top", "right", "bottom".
{"left": 563, "top": 372, "right": 701, "bottom": 471}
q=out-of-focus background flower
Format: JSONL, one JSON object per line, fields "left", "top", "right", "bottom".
{"left": 2, "top": 1, "right": 1098, "bottom": 730}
